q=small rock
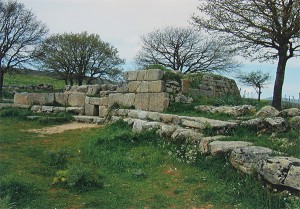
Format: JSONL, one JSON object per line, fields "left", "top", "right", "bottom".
{"left": 256, "top": 106, "right": 280, "bottom": 118}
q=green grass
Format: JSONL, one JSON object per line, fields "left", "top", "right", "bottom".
{"left": 0, "top": 115, "right": 299, "bottom": 208}
{"left": 4, "top": 73, "right": 65, "bottom": 90}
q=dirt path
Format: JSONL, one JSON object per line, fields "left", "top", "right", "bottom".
{"left": 27, "top": 122, "right": 101, "bottom": 136}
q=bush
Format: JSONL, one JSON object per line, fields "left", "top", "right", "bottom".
{"left": 46, "top": 148, "right": 70, "bottom": 170}
{"left": 52, "top": 164, "right": 104, "bottom": 192}
{"left": 0, "top": 108, "right": 31, "bottom": 118}
{"left": 0, "top": 178, "right": 38, "bottom": 206}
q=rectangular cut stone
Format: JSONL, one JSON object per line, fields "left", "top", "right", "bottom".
{"left": 99, "top": 97, "right": 108, "bottom": 106}
{"left": 148, "top": 93, "right": 169, "bottom": 112}
{"left": 116, "top": 85, "right": 128, "bottom": 93}
{"left": 108, "top": 93, "right": 135, "bottom": 108}
{"left": 137, "top": 81, "right": 149, "bottom": 93}
{"left": 181, "top": 79, "right": 189, "bottom": 94}
{"left": 85, "top": 104, "right": 98, "bottom": 116}
{"left": 136, "top": 71, "right": 147, "bottom": 81}
{"left": 124, "top": 71, "right": 138, "bottom": 81}
{"left": 26, "top": 93, "right": 55, "bottom": 105}
{"left": 99, "top": 106, "right": 109, "bottom": 117}
{"left": 67, "top": 92, "right": 86, "bottom": 107}
{"left": 144, "top": 69, "right": 164, "bottom": 81}
{"left": 55, "top": 93, "right": 67, "bottom": 106}
{"left": 89, "top": 97, "right": 102, "bottom": 105}
{"left": 14, "top": 93, "right": 29, "bottom": 105}
{"left": 128, "top": 81, "right": 141, "bottom": 93}
{"left": 134, "top": 93, "right": 150, "bottom": 110}
{"left": 149, "top": 80, "right": 165, "bottom": 93}
{"left": 87, "top": 85, "right": 101, "bottom": 96}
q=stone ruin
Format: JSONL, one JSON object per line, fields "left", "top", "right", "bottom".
{"left": 13, "top": 69, "right": 241, "bottom": 117}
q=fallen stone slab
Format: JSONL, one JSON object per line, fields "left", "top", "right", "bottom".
{"left": 279, "top": 108, "right": 300, "bottom": 118}
{"left": 208, "top": 141, "right": 253, "bottom": 156}
{"left": 171, "top": 128, "right": 203, "bottom": 143}
{"left": 257, "top": 157, "right": 300, "bottom": 191}
{"left": 73, "top": 116, "right": 105, "bottom": 124}
{"left": 158, "top": 124, "right": 178, "bottom": 138}
{"left": 256, "top": 106, "right": 280, "bottom": 118}
{"left": 132, "top": 119, "right": 161, "bottom": 132}
{"left": 199, "top": 136, "right": 227, "bottom": 154}
{"left": 230, "top": 146, "right": 275, "bottom": 174}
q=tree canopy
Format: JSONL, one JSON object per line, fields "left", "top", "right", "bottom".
{"left": 35, "top": 32, "right": 125, "bottom": 85}
{"left": 0, "top": 0, "right": 48, "bottom": 96}
{"left": 237, "top": 70, "right": 271, "bottom": 101}
{"left": 193, "top": 0, "right": 300, "bottom": 109}
{"left": 135, "top": 26, "right": 238, "bottom": 74}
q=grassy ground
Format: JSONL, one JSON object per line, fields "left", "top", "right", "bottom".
{"left": 0, "top": 110, "right": 299, "bottom": 208}
{"left": 4, "top": 73, "right": 65, "bottom": 90}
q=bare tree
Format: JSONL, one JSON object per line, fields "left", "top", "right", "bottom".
{"left": 237, "top": 70, "right": 271, "bottom": 101}
{"left": 0, "top": 0, "right": 48, "bottom": 96}
{"left": 35, "top": 32, "right": 125, "bottom": 85}
{"left": 193, "top": 0, "right": 300, "bottom": 110}
{"left": 135, "top": 26, "right": 238, "bottom": 74}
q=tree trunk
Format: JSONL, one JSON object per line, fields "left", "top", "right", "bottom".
{"left": 0, "top": 67, "right": 4, "bottom": 98}
{"left": 258, "top": 86, "right": 261, "bottom": 102}
{"left": 272, "top": 52, "right": 288, "bottom": 110}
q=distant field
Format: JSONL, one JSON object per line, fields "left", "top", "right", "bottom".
{"left": 4, "top": 73, "right": 65, "bottom": 90}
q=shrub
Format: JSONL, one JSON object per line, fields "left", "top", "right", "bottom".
{"left": 0, "top": 108, "right": 31, "bottom": 118}
{"left": 0, "top": 178, "right": 38, "bottom": 206}
{"left": 46, "top": 148, "right": 70, "bottom": 170}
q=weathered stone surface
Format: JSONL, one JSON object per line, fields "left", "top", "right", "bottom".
{"left": 31, "top": 105, "right": 42, "bottom": 113}
{"left": 99, "top": 97, "right": 108, "bottom": 106}
{"left": 124, "top": 71, "right": 138, "bottom": 81}
{"left": 146, "top": 112, "right": 160, "bottom": 121}
{"left": 88, "top": 97, "right": 102, "bottom": 105}
{"left": 144, "top": 69, "right": 164, "bottom": 81}
{"left": 148, "top": 93, "right": 169, "bottom": 112}
{"left": 195, "top": 105, "right": 256, "bottom": 117}
{"left": 73, "top": 116, "right": 105, "bottom": 124}
{"left": 264, "top": 117, "right": 288, "bottom": 132}
{"left": 116, "top": 109, "right": 129, "bottom": 116}
{"left": 134, "top": 93, "right": 150, "bottom": 110}
{"left": 199, "top": 136, "right": 226, "bottom": 154}
{"left": 289, "top": 116, "right": 300, "bottom": 130}
{"left": 15, "top": 93, "right": 56, "bottom": 106}
{"left": 181, "top": 79, "right": 189, "bottom": 94}
{"left": 41, "top": 106, "right": 54, "bottom": 113}
{"left": 128, "top": 81, "right": 141, "bottom": 93}
{"left": 0, "top": 103, "right": 13, "bottom": 109}
{"left": 108, "top": 93, "right": 136, "bottom": 108}
{"left": 171, "top": 128, "right": 203, "bottom": 142}
{"left": 257, "top": 157, "right": 300, "bottom": 191}
{"left": 99, "top": 106, "right": 109, "bottom": 117}
{"left": 116, "top": 84, "right": 128, "bottom": 93}
{"left": 230, "top": 146, "right": 274, "bottom": 174}
{"left": 66, "top": 92, "right": 86, "bottom": 107}
{"left": 148, "top": 80, "right": 165, "bottom": 93}
{"left": 87, "top": 85, "right": 101, "bottom": 96}
{"left": 132, "top": 119, "right": 161, "bottom": 132}
{"left": 128, "top": 109, "right": 140, "bottom": 118}
{"left": 279, "top": 108, "right": 300, "bottom": 118}
{"left": 208, "top": 141, "right": 253, "bottom": 156}
{"left": 55, "top": 93, "right": 67, "bottom": 106}
{"left": 241, "top": 118, "right": 263, "bottom": 130}
{"left": 174, "top": 93, "right": 193, "bottom": 104}
{"left": 158, "top": 124, "right": 178, "bottom": 138}
{"left": 256, "top": 106, "right": 280, "bottom": 118}
{"left": 85, "top": 104, "right": 98, "bottom": 116}
{"left": 53, "top": 106, "right": 66, "bottom": 113}
{"left": 76, "top": 85, "right": 88, "bottom": 93}
{"left": 160, "top": 113, "right": 180, "bottom": 125}
{"left": 66, "top": 107, "right": 84, "bottom": 115}
{"left": 180, "top": 116, "right": 237, "bottom": 133}
{"left": 137, "top": 81, "right": 149, "bottom": 93}
{"left": 137, "top": 110, "right": 148, "bottom": 120}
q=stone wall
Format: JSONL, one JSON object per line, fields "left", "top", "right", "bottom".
{"left": 189, "top": 74, "right": 240, "bottom": 98}
{"left": 13, "top": 69, "right": 241, "bottom": 117}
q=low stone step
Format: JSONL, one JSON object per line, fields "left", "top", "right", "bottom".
{"left": 208, "top": 141, "right": 253, "bottom": 156}
{"left": 73, "top": 116, "right": 105, "bottom": 124}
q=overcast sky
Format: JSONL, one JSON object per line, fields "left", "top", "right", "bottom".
{"left": 18, "top": 0, "right": 299, "bottom": 99}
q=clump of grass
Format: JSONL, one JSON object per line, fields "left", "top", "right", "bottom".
{"left": 0, "top": 178, "right": 39, "bottom": 207}
{"left": 0, "top": 107, "right": 31, "bottom": 119}
{"left": 36, "top": 112, "right": 74, "bottom": 125}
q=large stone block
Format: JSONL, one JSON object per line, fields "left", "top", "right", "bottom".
{"left": 87, "top": 85, "right": 101, "bottom": 96}
{"left": 128, "top": 81, "right": 141, "bottom": 93}
{"left": 208, "top": 141, "right": 253, "bottom": 156}
{"left": 124, "top": 71, "right": 139, "bottom": 81}
{"left": 14, "top": 93, "right": 29, "bottom": 105}
{"left": 55, "top": 93, "right": 67, "bottom": 106}
{"left": 149, "top": 80, "right": 165, "bottom": 93}
{"left": 26, "top": 93, "right": 55, "bottom": 105}
{"left": 99, "top": 106, "right": 109, "bottom": 117}
{"left": 134, "top": 93, "right": 150, "bottom": 110}
{"left": 144, "top": 69, "right": 164, "bottom": 81}
{"left": 85, "top": 104, "right": 99, "bottom": 116}
{"left": 148, "top": 93, "right": 169, "bottom": 112}
{"left": 66, "top": 92, "right": 86, "bottom": 107}
{"left": 108, "top": 93, "right": 136, "bottom": 108}
{"left": 257, "top": 157, "right": 300, "bottom": 191}
{"left": 89, "top": 97, "right": 102, "bottom": 105}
